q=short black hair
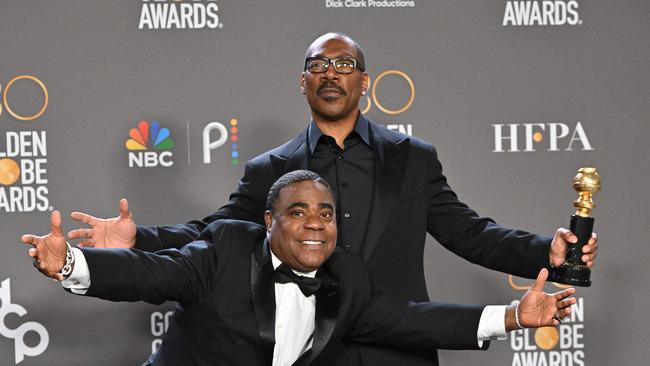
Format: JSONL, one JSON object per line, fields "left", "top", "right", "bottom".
{"left": 266, "top": 170, "right": 334, "bottom": 212}
{"left": 304, "top": 32, "right": 366, "bottom": 72}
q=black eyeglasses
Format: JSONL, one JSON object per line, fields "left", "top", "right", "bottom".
{"left": 304, "top": 57, "right": 364, "bottom": 74}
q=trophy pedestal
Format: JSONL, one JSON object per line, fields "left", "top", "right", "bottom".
{"left": 549, "top": 263, "right": 591, "bottom": 287}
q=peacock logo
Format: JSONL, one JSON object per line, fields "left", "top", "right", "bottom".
{"left": 126, "top": 120, "right": 174, "bottom": 168}
{"left": 126, "top": 120, "right": 174, "bottom": 150}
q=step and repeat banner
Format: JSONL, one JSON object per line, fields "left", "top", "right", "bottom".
{"left": 1, "top": 1, "right": 648, "bottom": 365}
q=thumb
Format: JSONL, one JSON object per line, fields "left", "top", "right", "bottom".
{"left": 559, "top": 228, "right": 577, "bottom": 244}
{"left": 119, "top": 198, "right": 131, "bottom": 219}
{"left": 531, "top": 268, "right": 548, "bottom": 292}
{"left": 51, "top": 210, "right": 64, "bottom": 237}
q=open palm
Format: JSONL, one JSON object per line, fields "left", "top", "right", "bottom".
{"left": 67, "top": 198, "right": 136, "bottom": 248}
{"left": 21, "top": 210, "right": 68, "bottom": 280}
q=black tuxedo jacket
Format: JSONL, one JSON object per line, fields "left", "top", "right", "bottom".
{"left": 136, "top": 114, "right": 551, "bottom": 364}
{"left": 82, "top": 220, "right": 486, "bottom": 366}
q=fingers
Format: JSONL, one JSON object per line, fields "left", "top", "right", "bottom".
{"left": 557, "top": 228, "right": 577, "bottom": 244}
{"left": 67, "top": 228, "right": 93, "bottom": 240}
{"left": 558, "top": 307, "right": 572, "bottom": 318}
{"left": 77, "top": 239, "right": 94, "bottom": 247}
{"left": 70, "top": 211, "right": 97, "bottom": 226}
{"left": 581, "top": 233, "right": 598, "bottom": 267}
{"left": 552, "top": 297, "right": 576, "bottom": 325}
{"left": 531, "top": 268, "right": 549, "bottom": 291}
{"left": 549, "top": 288, "right": 576, "bottom": 325}
{"left": 118, "top": 198, "right": 131, "bottom": 219}
{"left": 28, "top": 247, "right": 38, "bottom": 258}
{"left": 553, "top": 287, "right": 576, "bottom": 300}
{"left": 557, "top": 297, "right": 577, "bottom": 309}
{"left": 21, "top": 234, "right": 40, "bottom": 246}
{"left": 587, "top": 232, "right": 597, "bottom": 245}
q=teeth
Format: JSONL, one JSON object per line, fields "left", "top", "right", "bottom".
{"left": 301, "top": 240, "right": 323, "bottom": 245}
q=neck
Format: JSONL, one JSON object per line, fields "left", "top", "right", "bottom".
{"left": 312, "top": 110, "right": 359, "bottom": 149}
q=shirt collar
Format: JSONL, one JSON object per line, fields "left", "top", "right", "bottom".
{"left": 307, "top": 112, "right": 371, "bottom": 155}
{"left": 270, "top": 250, "right": 317, "bottom": 278}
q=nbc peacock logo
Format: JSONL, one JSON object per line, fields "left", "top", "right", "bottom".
{"left": 125, "top": 120, "right": 175, "bottom": 168}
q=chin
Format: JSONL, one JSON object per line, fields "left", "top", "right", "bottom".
{"left": 296, "top": 256, "right": 327, "bottom": 271}
{"left": 317, "top": 108, "right": 349, "bottom": 122}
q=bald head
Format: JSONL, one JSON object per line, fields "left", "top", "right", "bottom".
{"left": 305, "top": 32, "right": 366, "bottom": 71}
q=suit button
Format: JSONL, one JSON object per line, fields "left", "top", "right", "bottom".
{"left": 344, "top": 213, "right": 351, "bottom": 218}
{"left": 337, "top": 155, "right": 343, "bottom": 159}
{"left": 344, "top": 244, "right": 351, "bottom": 250}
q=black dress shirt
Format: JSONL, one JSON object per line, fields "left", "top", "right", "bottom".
{"left": 307, "top": 115, "right": 375, "bottom": 254}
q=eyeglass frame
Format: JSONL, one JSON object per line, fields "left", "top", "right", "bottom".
{"left": 304, "top": 57, "right": 365, "bottom": 74}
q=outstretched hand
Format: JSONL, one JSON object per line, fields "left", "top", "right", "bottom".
{"left": 508, "top": 268, "right": 576, "bottom": 330}
{"left": 549, "top": 228, "right": 598, "bottom": 268}
{"left": 21, "top": 210, "right": 68, "bottom": 280}
{"left": 67, "top": 198, "right": 136, "bottom": 248}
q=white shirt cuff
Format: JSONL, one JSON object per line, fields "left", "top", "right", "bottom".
{"left": 60, "top": 247, "right": 91, "bottom": 294}
{"left": 477, "top": 305, "right": 508, "bottom": 347}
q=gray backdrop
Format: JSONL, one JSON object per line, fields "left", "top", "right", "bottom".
{"left": 1, "top": 0, "right": 648, "bottom": 365}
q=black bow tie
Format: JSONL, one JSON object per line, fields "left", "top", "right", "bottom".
{"left": 275, "top": 263, "right": 322, "bottom": 297}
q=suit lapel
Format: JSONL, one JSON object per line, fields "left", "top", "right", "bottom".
{"left": 250, "top": 239, "right": 276, "bottom": 351}
{"left": 360, "top": 125, "right": 410, "bottom": 262}
{"left": 270, "top": 128, "right": 310, "bottom": 176}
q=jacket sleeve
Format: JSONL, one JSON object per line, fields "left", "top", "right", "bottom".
{"left": 424, "top": 144, "right": 552, "bottom": 279}
{"left": 336, "top": 250, "right": 485, "bottom": 351}
{"left": 348, "top": 292, "right": 486, "bottom": 351}
{"left": 135, "top": 159, "right": 269, "bottom": 252}
{"left": 82, "top": 222, "right": 233, "bottom": 305}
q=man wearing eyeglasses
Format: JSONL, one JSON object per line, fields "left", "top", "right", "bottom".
{"left": 68, "top": 32, "right": 598, "bottom": 366}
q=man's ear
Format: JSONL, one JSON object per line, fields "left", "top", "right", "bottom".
{"left": 264, "top": 210, "right": 273, "bottom": 231}
{"left": 361, "top": 72, "right": 369, "bottom": 95}
{"left": 300, "top": 72, "right": 306, "bottom": 95}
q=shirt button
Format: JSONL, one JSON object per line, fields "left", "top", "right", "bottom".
{"left": 344, "top": 213, "right": 351, "bottom": 218}
{"left": 344, "top": 244, "right": 351, "bottom": 250}
{"left": 337, "top": 155, "right": 343, "bottom": 159}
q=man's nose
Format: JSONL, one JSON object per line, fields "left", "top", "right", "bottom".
{"left": 322, "top": 62, "right": 340, "bottom": 80}
{"left": 304, "top": 215, "right": 324, "bottom": 230}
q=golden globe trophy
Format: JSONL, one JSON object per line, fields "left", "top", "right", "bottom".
{"left": 549, "top": 167, "right": 601, "bottom": 287}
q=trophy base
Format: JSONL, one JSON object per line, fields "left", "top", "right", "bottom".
{"left": 548, "top": 264, "right": 591, "bottom": 287}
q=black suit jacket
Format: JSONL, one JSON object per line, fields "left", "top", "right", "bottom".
{"left": 136, "top": 114, "right": 551, "bottom": 364}
{"left": 82, "top": 220, "right": 486, "bottom": 366}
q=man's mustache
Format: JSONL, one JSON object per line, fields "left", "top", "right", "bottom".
{"left": 317, "top": 82, "right": 346, "bottom": 96}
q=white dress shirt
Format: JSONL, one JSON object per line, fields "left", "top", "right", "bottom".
{"left": 269, "top": 251, "right": 317, "bottom": 366}
{"left": 62, "top": 247, "right": 507, "bottom": 365}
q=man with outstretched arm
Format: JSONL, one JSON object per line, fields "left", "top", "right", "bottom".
{"left": 22, "top": 171, "right": 575, "bottom": 366}
{"left": 65, "top": 32, "right": 597, "bottom": 365}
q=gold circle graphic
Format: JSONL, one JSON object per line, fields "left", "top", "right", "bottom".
{"left": 360, "top": 95, "right": 371, "bottom": 115}
{"left": 371, "top": 70, "right": 415, "bottom": 116}
{"left": 535, "top": 327, "right": 559, "bottom": 350}
{"left": 508, "top": 275, "right": 531, "bottom": 291}
{"left": 508, "top": 275, "right": 574, "bottom": 290}
{"left": 533, "top": 132, "right": 543, "bottom": 142}
{"left": 3, "top": 75, "right": 49, "bottom": 121}
{"left": 0, "top": 158, "right": 20, "bottom": 186}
